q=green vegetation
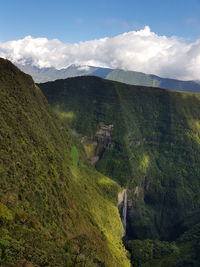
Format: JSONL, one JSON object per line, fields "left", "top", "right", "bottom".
{"left": 124, "top": 216, "right": 200, "bottom": 267}
{"left": 124, "top": 239, "right": 179, "bottom": 267}
{"left": 40, "top": 77, "right": 132, "bottom": 186}
{"left": 83, "top": 141, "right": 97, "bottom": 159}
{"left": 2, "top": 59, "right": 199, "bottom": 266}
{"left": 106, "top": 69, "right": 200, "bottom": 93}
{"left": 40, "top": 75, "right": 200, "bottom": 266}
{"left": 0, "top": 59, "right": 130, "bottom": 266}
{"left": 70, "top": 145, "right": 79, "bottom": 168}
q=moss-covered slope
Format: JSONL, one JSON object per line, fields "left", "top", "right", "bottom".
{"left": 0, "top": 59, "right": 130, "bottom": 267}
{"left": 39, "top": 76, "right": 200, "bottom": 265}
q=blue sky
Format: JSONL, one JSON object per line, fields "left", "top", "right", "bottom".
{"left": 1, "top": 0, "right": 200, "bottom": 42}
{"left": 1, "top": 0, "right": 200, "bottom": 81}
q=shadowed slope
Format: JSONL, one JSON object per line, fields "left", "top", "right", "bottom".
{"left": 39, "top": 76, "right": 200, "bottom": 266}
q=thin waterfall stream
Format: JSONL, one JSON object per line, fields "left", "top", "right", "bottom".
{"left": 122, "top": 190, "right": 127, "bottom": 233}
{"left": 117, "top": 189, "right": 128, "bottom": 236}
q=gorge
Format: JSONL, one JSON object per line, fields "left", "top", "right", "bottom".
{"left": 0, "top": 59, "right": 200, "bottom": 266}
{"left": 39, "top": 75, "right": 200, "bottom": 266}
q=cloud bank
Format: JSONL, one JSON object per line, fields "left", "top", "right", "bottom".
{"left": 1, "top": 26, "right": 200, "bottom": 80}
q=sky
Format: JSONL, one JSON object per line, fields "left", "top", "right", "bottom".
{"left": 1, "top": 0, "right": 200, "bottom": 42}
{"left": 1, "top": 0, "right": 200, "bottom": 80}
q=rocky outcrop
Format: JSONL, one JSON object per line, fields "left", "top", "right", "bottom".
{"left": 81, "top": 122, "right": 114, "bottom": 164}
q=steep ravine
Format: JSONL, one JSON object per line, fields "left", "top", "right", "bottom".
{"left": 39, "top": 76, "right": 200, "bottom": 266}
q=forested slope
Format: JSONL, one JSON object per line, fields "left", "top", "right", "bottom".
{"left": 0, "top": 59, "right": 130, "bottom": 267}
{"left": 40, "top": 76, "right": 200, "bottom": 266}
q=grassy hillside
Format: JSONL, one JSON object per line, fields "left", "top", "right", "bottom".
{"left": 0, "top": 59, "right": 130, "bottom": 267}
{"left": 39, "top": 76, "right": 200, "bottom": 266}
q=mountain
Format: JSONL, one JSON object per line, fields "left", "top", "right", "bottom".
{"left": 2, "top": 57, "right": 200, "bottom": 266}
{"left": 106, "top": 69, "right": 200, "bottom": 93}
{"left": 39, "top": 76, "right": 200, "bottom": 266}
{"left": 0, "top": 59, "right": 130, "bottom": 267}
{"left": 16, "top": 63, "right": 101, "bottom": 83}
{"left": 17, "top": 63, "right": 200, "bottom": 93}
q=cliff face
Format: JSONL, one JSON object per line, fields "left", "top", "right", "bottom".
{"left": 0, "top": 59, "right": 130, "bottom": 267}
{"left": 80, "top": 122, "right": 114, "bottom": 165}
{"left": 39, "top": 76, "right": 200, "bottom": 265}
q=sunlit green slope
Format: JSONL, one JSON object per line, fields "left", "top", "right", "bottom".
{"left": 0, "top": 59, "right": 130, "bottom": 267}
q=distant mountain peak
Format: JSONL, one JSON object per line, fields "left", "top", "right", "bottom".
{"left": 67, "top": 63, "right": 91, "bottom": 71}
{"left": 15, "top": 62, "right": 200, "bottom": 92}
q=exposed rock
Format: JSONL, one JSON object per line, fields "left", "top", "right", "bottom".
{"left": 134, "top": 186, "right": 140, "bottom": 197}
{"left": 81, "top": 122, "right": 114, "bottom": 165}
{"left": 90, "top": 155, "right": 99, "bottom": 165}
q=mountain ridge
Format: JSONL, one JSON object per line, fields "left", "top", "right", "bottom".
{"left": 17, "top": 62, "right": 200, "bottom": 93}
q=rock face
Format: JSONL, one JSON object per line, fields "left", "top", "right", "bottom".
{"left": 81, "top": 122, "right": 114, "bottom": 164}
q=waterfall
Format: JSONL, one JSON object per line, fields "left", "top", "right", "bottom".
{"left": 122, "top": 190, "right": 127, "bottom": 234}
{"left": 117, "top": 189, "right": 128, "bottom": 236}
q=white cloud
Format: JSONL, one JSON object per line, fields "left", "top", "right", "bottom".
{"left": 77, "top": 65, "right": 91, "bottom": 71}
{"left": 1, "top": 26, "right": 200, "bottom": 80}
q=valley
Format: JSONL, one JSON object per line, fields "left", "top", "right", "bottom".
{"left": 0, "top": 58, "right": 200, "bottom": 266}
{"left": 2, "top": 1, "right": 200, "bottom": 266}
{"left": 39, "top": 75, "right": 200, "bottom": 266}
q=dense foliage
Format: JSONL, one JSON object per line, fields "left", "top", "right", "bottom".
{"left": 40, "top": 76, "right": 200, "bottom": 266}
{"left": 0, "top": 59, "right": 130, "bottom": 266}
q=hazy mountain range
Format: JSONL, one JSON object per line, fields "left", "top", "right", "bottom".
{"left": 17, "top": 63, "right": 200, "bottom": 93}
